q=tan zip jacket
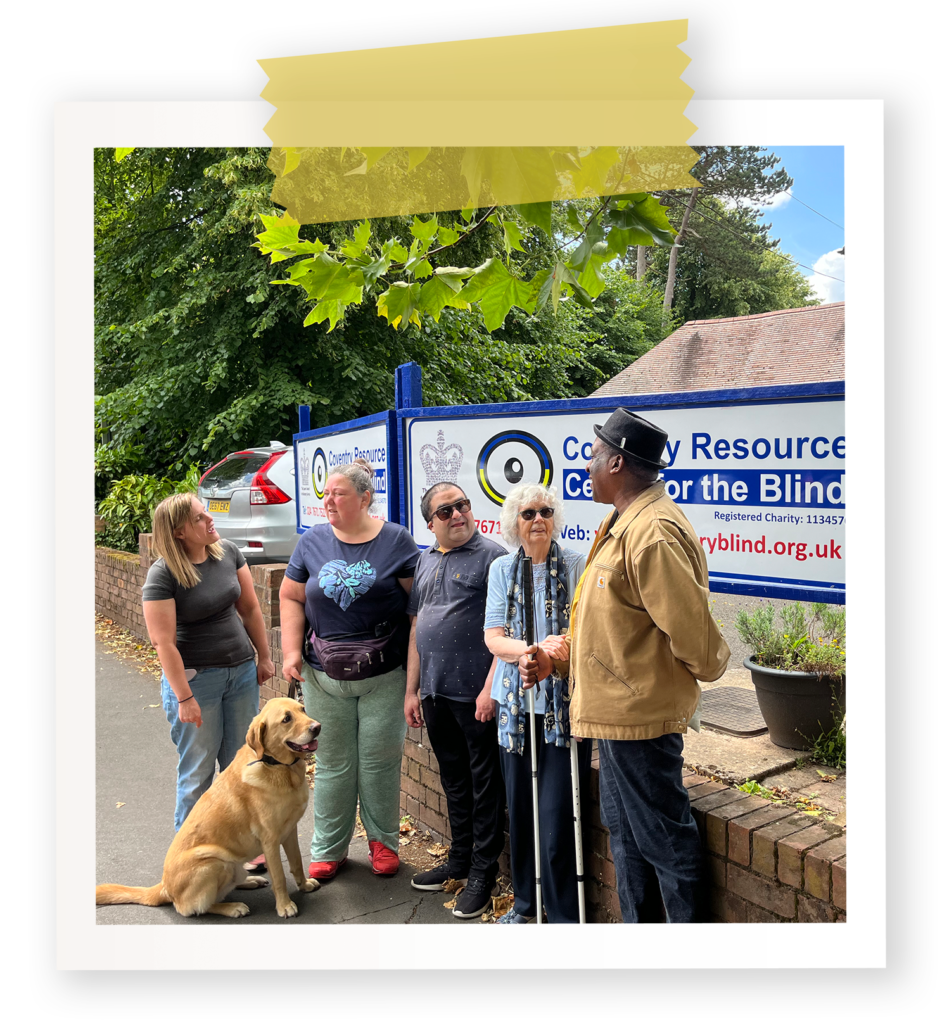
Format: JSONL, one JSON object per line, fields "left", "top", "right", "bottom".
{"left": 564, "top": 483, "right": 730, "bottom": 741}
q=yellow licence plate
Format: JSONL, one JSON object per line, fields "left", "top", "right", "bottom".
{"left": 208, "top": 499, "right": 230, "bottom": 513}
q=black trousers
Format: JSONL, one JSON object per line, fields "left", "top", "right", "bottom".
{"left": 500, "top": 714, "right": 593, "bottom": 923}
{"left": 422, "top": 695, "right": 505, "bottom": 882}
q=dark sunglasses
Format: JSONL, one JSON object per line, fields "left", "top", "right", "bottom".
{"left": 431, "top": 498, "right": 472, "bottom": 521}
{"left": 519, "top": 507, "right": 555, "bottom": 521}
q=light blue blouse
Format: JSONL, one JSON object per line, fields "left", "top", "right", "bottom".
{"left": 483, "top": 547, "right": 587, "bottom": 715}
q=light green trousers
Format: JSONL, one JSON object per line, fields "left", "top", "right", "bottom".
{"left": 300, "top": 662, "right": 407, "bottom": 862}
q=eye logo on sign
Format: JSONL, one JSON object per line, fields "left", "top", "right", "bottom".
{"left": 476, "top": 431, "right": 554, "bottom": 506}
{"left": 311, "top": 448, "right": 328, "bottom": 499}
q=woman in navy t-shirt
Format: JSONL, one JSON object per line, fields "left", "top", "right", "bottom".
{"left": 281, "top": 459, "right": 418, "bottom": 880}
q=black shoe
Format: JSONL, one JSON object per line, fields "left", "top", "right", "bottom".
{"left": 410, "top": 865, "right": 468, "bottom": 891}
{"left": 452, "top": 876, "right": 499, "bottom": 919}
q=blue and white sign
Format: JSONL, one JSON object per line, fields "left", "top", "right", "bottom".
{"left": 403, "top": 387, "right": 845, "bottom": 602}
{"left": 294, "top": 413, "right": 394, "bottom": 530}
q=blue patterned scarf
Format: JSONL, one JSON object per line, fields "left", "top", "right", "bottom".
{"left": 497, "top": 541, "right": 573, "bottom": 754}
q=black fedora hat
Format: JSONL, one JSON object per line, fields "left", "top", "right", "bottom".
{"left": 593, "top": 407, "right": 669, "bottom": 469}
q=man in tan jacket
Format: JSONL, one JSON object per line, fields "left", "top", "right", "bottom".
{"left": 520, "top": 407, "right": 730, "bottom": 922}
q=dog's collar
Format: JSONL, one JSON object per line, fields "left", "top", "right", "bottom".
{"left": 247, "top": 754, "right": 301, "bottom": 767}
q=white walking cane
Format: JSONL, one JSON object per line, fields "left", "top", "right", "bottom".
{"left": 521, "top": 556, "right": 543, "bottom": 924}
{"left": 570, "top": 739, "right": 586, "bottom": 924}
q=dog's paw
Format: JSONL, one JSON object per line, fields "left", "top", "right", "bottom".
{"left": 277, "top": 900, "right": 299, "bottom": 919}
{"left": 238, "top": 875, "right": 269, "bottom": 890}
{"left": 221, "top": 902, "right": 251, "bottom": 918}
{"left": 300, "top": 878, "right": 320, "bottom": 893}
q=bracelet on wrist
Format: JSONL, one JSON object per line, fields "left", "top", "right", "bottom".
{"left": 179, "top": 694, "right": 195, "bottom": 703}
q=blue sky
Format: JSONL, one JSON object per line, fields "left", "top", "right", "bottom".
{"left": 750, "top": 145, "right": 845, "bottom": 303}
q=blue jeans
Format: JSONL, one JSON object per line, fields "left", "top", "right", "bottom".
{"left": 598, "top": 734, "right": 706, "bottom": 923}
{"left": 161, "top": 659, "right": 259, "bottom": 831}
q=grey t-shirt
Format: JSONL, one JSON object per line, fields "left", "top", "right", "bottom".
{"left": 142, "top": 539, "right": 255, "bottom": 669}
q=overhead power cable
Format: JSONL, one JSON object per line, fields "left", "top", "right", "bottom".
{"left": 782, "top": 190, "right": 844, "bottom": 230}
{"left": 659, "top": 195, "right": 845, "bottom": 284}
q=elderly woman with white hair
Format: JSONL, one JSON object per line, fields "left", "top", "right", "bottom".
{"left": 483, "top": 483, "right": 591, "bottom": 923}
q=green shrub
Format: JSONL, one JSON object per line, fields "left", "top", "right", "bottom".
{"left": 97, "top": 465, "right": 201, "bottom": 553}
{"left": 735, "top": 601, "right": 845, "bottom": 677}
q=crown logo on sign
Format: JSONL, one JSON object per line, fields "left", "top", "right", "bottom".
{"left": 420, "top": 430, "right": 463, "bottom": 486}
{"left": 300, "top": 452, "right": 310, "bottom": 479}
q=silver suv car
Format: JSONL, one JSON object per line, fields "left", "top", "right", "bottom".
{"left": 197, "top": 442, "right": 300, "bottom": 564}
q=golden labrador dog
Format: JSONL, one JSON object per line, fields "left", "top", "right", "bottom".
{"left": 96, "top": 698, "right": 321, "bottom": 919}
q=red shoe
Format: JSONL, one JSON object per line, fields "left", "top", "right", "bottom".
{"left": 308, "top": 857, "right": 347, "bottom": 881}
{"left": 368, "top": 841, "right": 399, "bottom": 876}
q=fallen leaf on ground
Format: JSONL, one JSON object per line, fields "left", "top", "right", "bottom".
{"left": 443, "top": 896, "right": 459, "bottom": 910}
{"left": 427, "top": 843, "right": 448, "bottom": 858}
{"left": 116, "top": 802, "right": 125, "bottom": 808}
{"left": 442, "top": 878, "right": 463, "bottom": 894}
{"left": 483, "top": 893, "right": 514, "bottom": 922}
{"left": 143, "top": 704, "right": 160, "bottom": 709}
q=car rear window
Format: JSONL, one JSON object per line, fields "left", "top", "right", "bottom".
{"left": 202, "top": 456, "right": 268, "bottom": 489}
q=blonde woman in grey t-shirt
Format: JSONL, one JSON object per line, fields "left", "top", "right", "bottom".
{"left": 143, "top": 492, "right": 275, "bottom": 831}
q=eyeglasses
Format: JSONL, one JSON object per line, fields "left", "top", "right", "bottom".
{"left": 519, "top": 507, "right": 555, "bottom": 521}
{"left": 431, "top": 498, "right": 472, "bottom": 521}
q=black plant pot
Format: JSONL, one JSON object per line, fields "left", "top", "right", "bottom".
{"left": 744, "top": 657, "right": 846, "bottom": 750}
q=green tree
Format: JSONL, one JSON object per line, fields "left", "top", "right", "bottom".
{"left": 95, "top": 148, "right": 676, "bottom": 489}
{"left": 647, "top": 144, "right": 815, "bottom": 317}
{"left": 644, "top": 194, "right": 819, "bottom": 321}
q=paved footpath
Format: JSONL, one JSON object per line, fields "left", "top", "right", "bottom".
{"left": 95, "top": 640, "right": 460, "bottom": 926}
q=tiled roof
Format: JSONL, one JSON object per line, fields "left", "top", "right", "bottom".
{"left": 591, "top": 303, "right": 844, "bottom": 396}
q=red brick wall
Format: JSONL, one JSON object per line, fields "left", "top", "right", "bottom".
{"left": 97, "top": 540, "right": 846, "bottom": 924}
{"left": 95, "top": 547, "right": 149, "bottom": 640}
{"left": 402, "top": 730, "right": 847, "bottom": 924}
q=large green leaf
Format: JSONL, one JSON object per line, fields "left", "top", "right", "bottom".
{"left": 460, "top": 258, "right": 533, "bottom": 331}
{"left": 437, "top": 224, "right": 461, "bottom": 247}
{"left": 512, "top": 202, "right": 553, "bottom": 235}
{"left": 605, "top": 197, "right": 676, "bottom": 247}
{"left": 575, "top": 250, "right": 608, "bottom": 298}
{"left": 560, "top": 266, "right": 595, "bottom": 307}
{"left": 303, "top": 299, "right": 346, "bottom": 332}
{"left": 460, "top": 149, "right": 487, "bottom": 206}
{"left": 568, "top": 217, "right": 605, "bottom": 271}
{"left": 407, "top": 147, "right": 431, "bottom": 172}
{"left": 570, "top": 147, "right": 622, "bottom": 197}
{"left": 299, "top": 254, "right": 365, "bottom": 304}
{"left": 410, "top": 215, "right": 438, "bottom": 242}
{"left": 360, "top": 147, "right": 393, "bottom": 169}
{"left": 487, "top": 148, "right": 558, "bottom": 205}
{"left": 501, "top": 218, "right": 527, "bottom": 257}
{"left": 361, "top": 252, "right": 393, "bottom": 288}
{"left": 377, "top": 282, "right": 423, "bottom": 329}
{"left": 418, "top": 274, "right": 467, "bottom": 321}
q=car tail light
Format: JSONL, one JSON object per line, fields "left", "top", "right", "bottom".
{"left": 247, "top": 541, "right": 263, "bottom": 548}
{"left": 250, "top": 451, "right": 291, "bottom": 505}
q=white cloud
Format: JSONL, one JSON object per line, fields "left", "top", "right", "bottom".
{"left": 719, "top": 191, "right": 791, "bottom": 214}
{"left": 806, "top": 249, "right": 845, "bottom": 303}
{"left": 759, "top": 190, "right": 792, "bottom": 211}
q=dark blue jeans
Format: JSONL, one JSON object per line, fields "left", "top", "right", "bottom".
{"left": 598, "top": 734, "right": 706, "bottom": 923}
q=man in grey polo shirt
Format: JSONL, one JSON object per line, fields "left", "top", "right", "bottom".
{"left": 404, "top": 482, "right": 506, "bottom": 919}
